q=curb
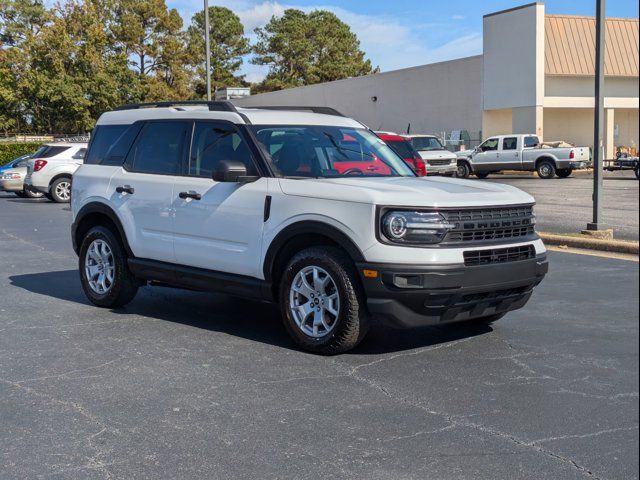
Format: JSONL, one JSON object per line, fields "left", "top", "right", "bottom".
{"left": 539, "top": 232, "right": 639, "bottom": 255}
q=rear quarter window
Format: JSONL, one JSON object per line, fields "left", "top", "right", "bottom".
{"left": 85, "top": 125, "right": 131, "bottom": 165}
{"left": 35, "top": 146, "right": 71, "bottom": 158}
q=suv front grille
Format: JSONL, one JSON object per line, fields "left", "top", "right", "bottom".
{"left": 428, "top": 159, "right": 453, "bottom": 166}
{"left": 463, "top": 245, "right": 535, "bottom": 266}
{"left": 442, "top": 205, "right": 535, "bottom": 245}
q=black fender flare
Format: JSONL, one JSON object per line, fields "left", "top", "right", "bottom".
{"left": 72, "top": 202, "right": 132, "bottom": 256}
{"left": 262, "top": 221, "right": 365, "bottom": 281}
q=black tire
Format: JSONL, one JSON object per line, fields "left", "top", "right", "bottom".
{"left": 635, "top": 165, "right": 639, "bottom": 180}
{"left": 24, "top": 188, "right": 45, "bottom": 198}
{"left": 45, "top": 193, "right": 54, "bottom": 201}
{"left": 50, "top": 176, "right": 72, "bottom": 203}
{"left": 556, "top": 168, "right": 573, "bottom": 178}
{"left": 536, "top": 160, "right": 556, "bottom": 179}
{"left": 475, "top": 172, "right": 489, "bottom": 179}
{"left": 279, "top": 246, "right": 369, "bottom": 354}
{"left": 456, "top": 161, "right": 471, "bottom": 178}
{"left": 14, "top": 191, "right": 28, "bottom": 198}
{"left": 79, "top": 225, "right": 139, "bottom": 308}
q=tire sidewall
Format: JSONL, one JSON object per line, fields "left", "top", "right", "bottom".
{"left": 279, "top": 248, "right": 363, "bottom": 353}
{"left": 51, "top": 177, "right": 72, "bottom": 203}
{"left": 79, "top": 226, "right": 130, "bottom": 307}
{"left": 537, "top": 161, "right": 556, "bottom": 179}
{"left": 457, "top": 162, "right": 470, "bottom": 178}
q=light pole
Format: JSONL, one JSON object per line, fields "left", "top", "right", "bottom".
{"left": 204, "top": 0, "right": 212, "bottom": 101}
{"left": 587, "top": 0, "right": 605, "bottom": 231}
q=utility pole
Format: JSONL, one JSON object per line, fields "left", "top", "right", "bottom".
{"left": 204, "top": 0, "right": 212, "bottom": 101}
{"left": 587, "top": 0, "right": 605, "bottom": 231}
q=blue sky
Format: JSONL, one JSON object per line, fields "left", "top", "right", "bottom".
{"left": 168, "top": 1, "right": 639, "bottom": 82}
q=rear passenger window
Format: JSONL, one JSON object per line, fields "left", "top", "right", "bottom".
{"left": 35, "top": 146, "right": 71, "bottom": 158}
{"left": 127, "top": 121, "right": 189, "bottom": 175}
{"left": 189, "top": 122, "right": 256, "bottom": 178}
{"left": 85, "top": 125, "right": 129, "bottom": 165}
{"left": 502, "top": 137, "right": 517, "bottom": 150}
{"left": 524, "top": 136, "right": 540, "bottom": 148}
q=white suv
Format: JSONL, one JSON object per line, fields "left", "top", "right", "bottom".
{"left": 24, "top": 142, "right": 88, "bottom": 202}
{"left": 71, "top": 101, "right": 548, "bottom": 354}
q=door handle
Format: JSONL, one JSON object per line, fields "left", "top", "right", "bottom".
{"left": 179, "top": 190, "right": 202, "bottom": 200}
{"left": 116, "top": 185, "right": 134, "bottom": 194}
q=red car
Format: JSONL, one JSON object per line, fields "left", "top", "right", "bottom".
{"left": 376, "top": 133, "right": 427, "bottom": 176}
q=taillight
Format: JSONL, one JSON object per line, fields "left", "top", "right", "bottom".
{"left": 569, "top": 150, "right": 575, "bottom": 159}
{"left": 414, "top": 157, "right": 427, "bottom": 176}
{"left": 33, "top": 159, "right": 48, "bottom": 171}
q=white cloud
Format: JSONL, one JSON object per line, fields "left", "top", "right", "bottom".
{"left": 169, "top": 1, "right": 481, "bottom": 83}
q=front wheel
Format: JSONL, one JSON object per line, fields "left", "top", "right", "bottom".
{"left": 79, "top": 226, "right": 139, "bottom": 308}
{"left": 456, "top": 161, "right": 471, "bottom": 178}
{"left": 556, "top": 168, "right": 573, "bottom": 178}
{"left": 537, "top": 160, "right": 556, "bottom": 179}
{"left": 50, "top": 177, "right": 72, "bottom": 203}
{"left": 279, "top": 247, "right": 369, "bottom": 354}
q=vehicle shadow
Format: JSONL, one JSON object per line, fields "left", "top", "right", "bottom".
{"left": 9, "top": 269, "right": 491, "bottom": 355}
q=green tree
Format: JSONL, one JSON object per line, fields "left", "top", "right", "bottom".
{"left": 252, "top": 9, "right": 374, "bottom": 92}
{"left": 187, "top": 6, "right": 250, "bottom": 96}
{"left": 0, "top": 0, "right": 50, "bottom": 46}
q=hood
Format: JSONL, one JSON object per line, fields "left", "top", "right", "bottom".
{"left": 278, "top": 176, "right": 535, "bottom": 208}
{"left": 418, "top": 150, "right": 457, "bottom": 161}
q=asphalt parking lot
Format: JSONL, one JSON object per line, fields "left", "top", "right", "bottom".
{"left": 1, "top": 192, "right": 638, "bottom": 480}
{"left": 486, "top": 170, "right": 639, "bottom": 241}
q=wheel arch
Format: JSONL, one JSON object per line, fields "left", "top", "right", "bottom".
{"left": 49, "top": 172, "right": 73, "bottom": 188}
{"left": 263, "top": 221, "right": 365, "bottom": 289}
{"left": 535, "top": 156, "right": 557, "bottom": 168}
{"left": 72, "top": 202, "right": 132, "bottom": 257}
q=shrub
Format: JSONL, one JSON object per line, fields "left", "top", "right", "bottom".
{"left": 0, "top": 142, "right": 43, "bottom": 166}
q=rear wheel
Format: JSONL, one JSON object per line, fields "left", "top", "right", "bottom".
{"left": 556, "top": 168, "right": 573, "bottom": 178}
{"left": 50, "top": 177, "right": 72, "bottom": 203}
{"left": 475, "top": 172, "right": 489, "bottom": 179}
{"left": 537, "top": 160, "right": 556, "bottom": 179}
{"left": 279, "top": 246, "right": 369, "bottom": 354}
{"left": 79, "top": 226, "right": 139, "bottom": 308}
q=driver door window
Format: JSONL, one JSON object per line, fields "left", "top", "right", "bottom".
{"left": 189, "top": 122, "right": 256, "bottom": 178}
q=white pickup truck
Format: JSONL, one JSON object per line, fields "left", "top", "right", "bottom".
{"left": 456, "top": 134, "right": 591, "bottom": 179}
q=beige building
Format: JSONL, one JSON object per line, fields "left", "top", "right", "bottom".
{"left": 237, "top": 2, "right": 639, "bottom": 158}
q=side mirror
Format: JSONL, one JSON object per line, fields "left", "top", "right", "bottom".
{"left": 474, "top": 146, "right": 480, "bottom": 153}
{"left": 213, "top": 160, "right": 258, "bottom": 183}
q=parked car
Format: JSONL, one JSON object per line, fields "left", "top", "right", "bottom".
{"left": 0, "top": 153, "right": 44, "bottom": 198}
{"left": 72, "top": 101, "right": 548, "bottom": 354}
{"left": 24, "top": 142, "right": 88, "bottom": 202}
{"left": 405, "top": 134, "right": 457, "bottom": 176}
{"left": 376, "top": 132, "right": 427, "bottom": 176}
{"left": 456, "top": 134, "right": 591, "bottom": 179}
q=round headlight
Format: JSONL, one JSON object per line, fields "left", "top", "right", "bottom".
{"left": 384, "top": 213, "right": 408, "bottom": 239}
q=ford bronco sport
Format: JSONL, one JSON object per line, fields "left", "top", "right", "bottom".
{"left": 71, "top": 101, "right": 548, "bottom": 354}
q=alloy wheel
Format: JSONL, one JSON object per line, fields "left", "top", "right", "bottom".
{"left": 84, "top": 239, "right": 115, "bottom": 295}
{"left": 289, "top": 265, "right": 340, "bottom": 338}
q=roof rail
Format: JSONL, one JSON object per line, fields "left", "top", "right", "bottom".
{"left": 249, "top": 106, "right": 345, "bottom": 117}
{"left": 114, "top": 100, "right": 238, "bottom": 112}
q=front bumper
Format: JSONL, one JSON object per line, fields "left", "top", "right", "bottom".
{"left": 426, "top": 163, "right": 457, "bottom": 175}
{"left": 357, "top": 255, "right": 548, "bottom": 328}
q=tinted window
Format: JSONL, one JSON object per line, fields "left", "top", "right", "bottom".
{"left": 411, "top": 137, "right": 444, "bottom": 151}
{"left": 32, "top": 146, "right": 71, "bottom": 158}
{"left": 479, "top": 138, "right": 499, "bottom": 152}
{"left": 189, "top": 122, "right": 256, "bottom": 178}
{"left": 127, "top": 121, "right": 188, "bottom": 175}
{"left": 524, "top": 136, "right": 540, "bottom": 148}
{"left": 72, "top": 148, "right": 87, "bottom": 159}
{"left": 386, "top": 139, "right": 417, "bottom": 159}
{"left": 85, "top": 125, "right": 129, "bottom": 165}
{"left": 502, "top": 137, "right": 518, "bottom": 150}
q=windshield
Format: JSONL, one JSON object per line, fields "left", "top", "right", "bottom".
{"left": 411, "top": 136, "right": 444, "bottom": 151}
{"left": 250, "top": 126, "right": 415, "bottom": 178}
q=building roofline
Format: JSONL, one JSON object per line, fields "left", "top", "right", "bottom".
{"left": 546, "top": 13, "right": 639, "bottom": 21}
{"left": 483, "top": 2, "right": 542, "bottom": 19}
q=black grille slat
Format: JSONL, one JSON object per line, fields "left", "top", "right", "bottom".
{"left": 463, "top": 245, "right": 535, "bottom": 267}
{"left": 441, "top": 206, "right": 535, "bottom": 245}
{"left": 428, "top": 159, "right": 453, "bottom": 166}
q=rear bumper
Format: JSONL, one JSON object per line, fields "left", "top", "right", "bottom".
{"left": 557, "top": 160, "right": 592, "bottom": 170}
{"left": 0, "top": 178, "right": 24, "bottom": 192}
{"left": 357, "top": 255, "right": 548, "bottom": 328}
